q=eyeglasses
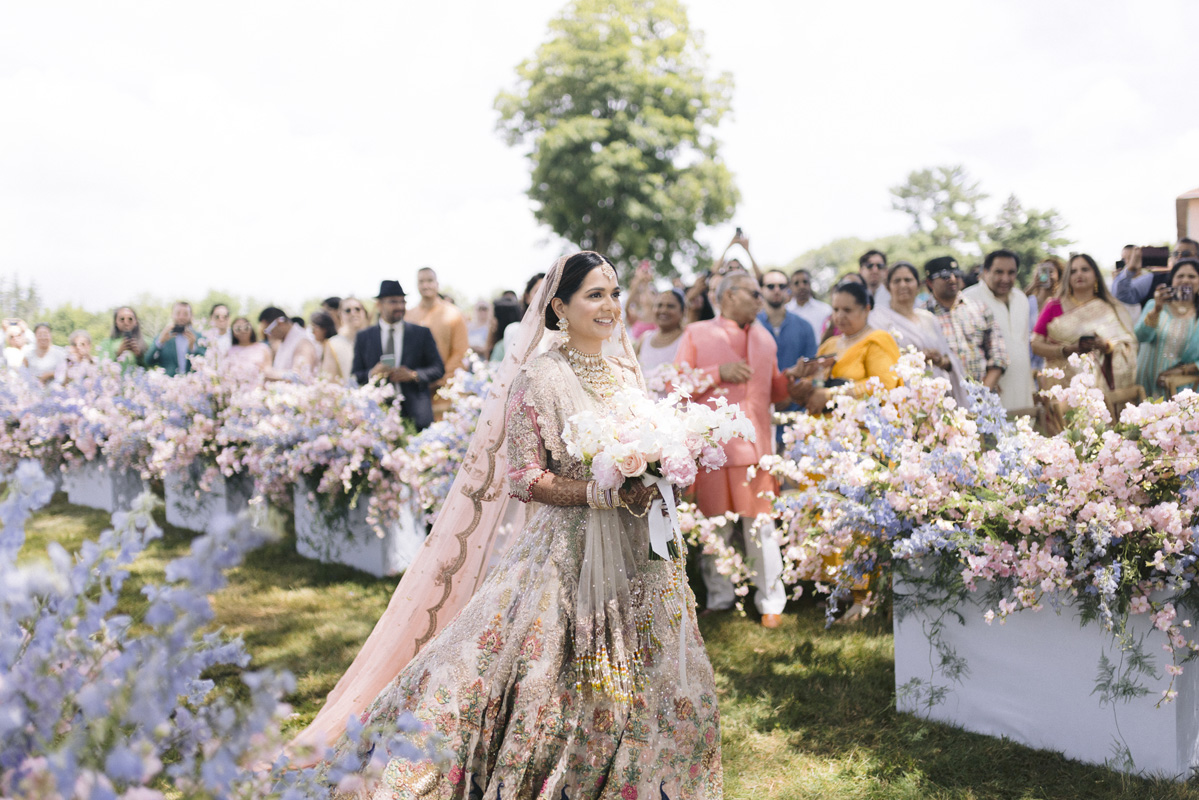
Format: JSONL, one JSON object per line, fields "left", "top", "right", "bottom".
{"left": 762, "top": 282, "right": 788, "bottom": 290}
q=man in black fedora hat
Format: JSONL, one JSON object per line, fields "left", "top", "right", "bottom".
{"left": 351, "top": 279, "right": 444, "bottom": 431}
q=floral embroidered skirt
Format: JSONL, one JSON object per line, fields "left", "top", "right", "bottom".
{"left": 339, "top": 506, "right": 723, "bottom": 800}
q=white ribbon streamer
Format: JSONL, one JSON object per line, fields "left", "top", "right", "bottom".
{"left": 643, "top": 473, "right": 680, "bottom": 561}
{"left": 641, "top": 472, "right": 689, "bottom": 690}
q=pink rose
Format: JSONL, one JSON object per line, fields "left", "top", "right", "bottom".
{"left": 618, "top": 451, "right": 648, "bottom": 478}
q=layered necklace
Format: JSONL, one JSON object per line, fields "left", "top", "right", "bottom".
{"left": 563, "top": 344, "right": 618, "bottom": 397}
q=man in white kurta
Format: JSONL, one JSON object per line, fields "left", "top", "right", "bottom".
{"left": 962, "top": 250, "right": 1035, "bottom": 411}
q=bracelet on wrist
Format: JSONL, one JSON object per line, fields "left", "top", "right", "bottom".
{"left": 587, "top": 480, "right": 619, "bottom": 510}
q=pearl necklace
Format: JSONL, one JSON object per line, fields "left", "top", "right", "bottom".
{"left": 563, "top": 345, "right": 617, "bottom": 396}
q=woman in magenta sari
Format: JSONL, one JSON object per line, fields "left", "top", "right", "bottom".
{"left": 1031, "top": 253, "right": 1137, "bottom": 431}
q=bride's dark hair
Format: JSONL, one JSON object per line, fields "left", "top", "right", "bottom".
{"left": 544, "top": 252, "right": 615, "bottom": 329}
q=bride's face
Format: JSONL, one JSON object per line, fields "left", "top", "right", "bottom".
{"left": 556, "top": 267, "right": 622, "bottom": 351}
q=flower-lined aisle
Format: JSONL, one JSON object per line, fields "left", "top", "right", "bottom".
{"left": 7, "top": 351, "right": 1197, "bottom": 671}
{"left": 764, "top": 353, "right": 1199, "bottom": 692}
{"left": 0, "top": 356, "right": 422, "bottom": 535}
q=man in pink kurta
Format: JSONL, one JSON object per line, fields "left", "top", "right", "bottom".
{"left": 675, "top": 271, "right": 792, "bottom": 626}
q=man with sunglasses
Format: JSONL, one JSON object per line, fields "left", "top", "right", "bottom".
{"left": 786, "top": 268, "right": 831, "bottom": 336}
{"left": 258, "top": 306, "right": 318, "bottom": 381}
{"left": 758, "top": 270, "right": 817, "bottom": 448}
{"left": 674, "top": 271, "right": 797, "bottom": 628}
{"left": 859, "top": 249, "right": 890, "bottom": 308}
{"left": 924, "top": 257, "right": 1008, "bottom": 392}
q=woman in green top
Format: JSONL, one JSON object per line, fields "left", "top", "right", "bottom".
{"left": 96, "top": 306, "right": 147, "bottom": 371}
{"left": 1135, "top": 258, "right": 1199, "bottom": 397}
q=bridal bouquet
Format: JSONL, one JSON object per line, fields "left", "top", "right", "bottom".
{"left": 563, "top": 388, "right": 754, "bottom": 559}
{"left": 563, "top": 388, "right": 753, "bottom": 491}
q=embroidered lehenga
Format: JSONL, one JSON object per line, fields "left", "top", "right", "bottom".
{"left": 298, "top": 256, "right": 722, "bottom": 800}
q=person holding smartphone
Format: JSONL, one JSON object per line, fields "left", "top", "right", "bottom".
{"left": 147, "top": 302, "right": 205, "bottom": 376}
{"left": 1134, "top": 258, "right": 1199, "bottom": 397}
{"left": 96, "top": 307, "right": 147, "bottom": 372}
{"left": 1113, "top": 239, "right": 1199, "bottom": 307}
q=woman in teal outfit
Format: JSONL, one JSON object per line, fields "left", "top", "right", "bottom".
{"left": 1135, "top": 258, "right": 1199, "bottom": 397}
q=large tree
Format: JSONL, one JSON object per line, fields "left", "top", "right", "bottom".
{"left": 888, "top": 165, "right": 1072, "bottom": 278}
{"left": 891, "top": 165, "right": 989, "bottom": 253}
{"left": 986, "top": 194, "right": 1072, "bottom": 283}
{"left": 495, "top": 0, "right": 739, "bottom": 275}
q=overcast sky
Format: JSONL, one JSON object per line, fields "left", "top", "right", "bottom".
{"left": 2, "top": 1, "right": 1197, "bottom": 313}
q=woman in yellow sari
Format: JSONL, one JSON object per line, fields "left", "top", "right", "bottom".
{"left": 799, "top": 281, "right": 900, "bottom": 623}
{"left": 806, "top": 280, "right": 902, "bottom": 410}
{"left": 1031, "top": 253, "right": 1137, "bottom": 432}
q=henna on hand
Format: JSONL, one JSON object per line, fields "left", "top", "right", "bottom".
{"left": 529, "top": 473, "right": 589, "bottom": 507}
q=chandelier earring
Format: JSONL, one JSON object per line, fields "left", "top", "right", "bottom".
{"left": 557, "top": 315, "right": 570, "bottom": 339}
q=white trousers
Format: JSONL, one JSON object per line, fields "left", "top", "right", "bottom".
{"left": 700, "top": 516, "right": 787, "bottom": 615}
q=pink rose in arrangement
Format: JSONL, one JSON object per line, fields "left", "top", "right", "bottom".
{"left": 617, "top": 451, "right": 648, "bottom": 479}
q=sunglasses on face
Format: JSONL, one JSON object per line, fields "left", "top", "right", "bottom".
{"left": 864, "top": 263, "right": 886, "bottom": 270}
{"left": 762, "top": 282, "right": 788, "bottom": 290}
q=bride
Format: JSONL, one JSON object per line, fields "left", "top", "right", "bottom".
{"left": 294, "top": 252, "right": 723, "bottom": 799}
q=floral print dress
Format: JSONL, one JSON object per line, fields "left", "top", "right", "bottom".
{"left": 340, "top": 351, "right": 722, "bottom": 800}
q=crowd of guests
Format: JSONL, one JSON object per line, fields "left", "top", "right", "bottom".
{"left": 11, "top": 235, "right": 1199, "bottom": 625}
{"left": 608, "top": 233, "right": 1199, "bottom": 626}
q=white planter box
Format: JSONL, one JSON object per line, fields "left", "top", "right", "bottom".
{"left": 894, "top": 569, "right": 1199, "bottom": 779}
{"left": 293, "top": 484, "right": 425, "bottom": 578}
{"left": 62, "top": 461, "right": 147, "bottom": 513}
{"left": 164, "top": 465, "right": 257, "bottom": 535}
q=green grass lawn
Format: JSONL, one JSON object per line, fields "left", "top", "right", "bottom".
{"left": 21, "top": 494, "right": 1199, "bottom": 799}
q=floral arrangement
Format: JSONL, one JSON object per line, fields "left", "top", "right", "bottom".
{"left": 764, "top": 351, "right": 1199, "bottom": 699}
{"left": 562, "top": 388, "right": 753, "bottom": 492}
{"left": 643, "top": 361, "right": 724, "bottom": 399}
{"left": 0, "top": 359, "right": 419, "bottom": 537}
{"left": 217, "top": 376, "right": 411, "bottom": 534}
{"left": 0, "top": 461, "right": 434, "bottom": 799}
{"left": 405, "top": 354, "right": 494, "bottom": 523}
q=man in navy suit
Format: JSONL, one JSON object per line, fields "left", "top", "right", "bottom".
{"left": 351, "top": 280, "right": 445, "bottom": 431}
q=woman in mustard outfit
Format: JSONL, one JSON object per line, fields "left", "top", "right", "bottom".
{"left": 808, "top": 281, "right": 901, "bottom": 410}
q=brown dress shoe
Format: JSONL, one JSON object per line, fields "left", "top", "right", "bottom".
{"left": 760, "top": 613, "right": 782, "bottom": 629}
